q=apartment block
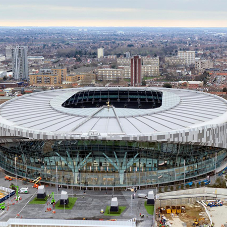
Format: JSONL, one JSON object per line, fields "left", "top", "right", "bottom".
{"left": 97, "top": 48, "right": 104, "bottom": 58}
{"left": 29, "top": 68, "right": 67, "bottom": 86}
{"left": 142, "top": 65, "right": 159, "bottom": 77}
{"left": 142, "top": 56, "right": 159, "bottom": 65}
{"left": 195, "top": 59, "right": 213, "bottom": 73}
{"left": 12, "top": 46, "right": 29, "bottom": 80}
{"left": 178, "top": 51, "right": 195, "bottom": 65}
{"left": 165, "top": 56, "right": 185, "bottom": 65}
{"left": 117, "top": 57, "right": 131, "bottom": 66}
{"left": 97, "top": 68, "right": 124, "bottom": 81}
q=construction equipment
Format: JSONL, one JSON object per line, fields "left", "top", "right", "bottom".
{"left": 166, "top": 206, "right": 171, "bottom": 214}
{"left": 32, "top": 177, "right": 42, "bottom": 189}
{"left": 5, "top": 176, "right": 13, "bottom": 181}
{"left": 50, "top": 192, "right": 55, "bottom": 204}
{"left": 176, "top": 206, "right": 181, "bottom": 214}
{"left": 171, "top": 206, "right": 176, "bottom": 214}
{"left": 0, "top": 203, "right": 5, "bottom": 210}
{"left": 193, "top": 219, "right": 199, "bottom": 226}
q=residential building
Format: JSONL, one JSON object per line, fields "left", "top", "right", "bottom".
{"left": 97, "top": 68, "right": 124, "bottom": 81}
{"left": 178, "top": 51, "right": 195, "bottom": 65}
{"left": 165, "top": 56, "right": 185, "bottom": 66}
{"left": 125, "top": 52, "right": 131, "bottom": 58}
{"left": 142, "top": 56, "right": 159, "bottom": 65}
{"left": 118, "top": 66, "right": 131, "bottom": 79}
{"left": 142, "top": 65, "right": 159, "bottom": 77}
{"left": 97, "top": 48, "right": 104, "bottom": 58}
{"left": 178, "top": 81, "right": 204, "bottom": 89}
{"left": 195, "top": 59, "right": 213, "bottom": 73}
{"left": 131, "top": 55, "right": 142, "bottom": 86}
{"left": 117, "top": 57, "right": 131, "bottom": 66}
{"left": 12, "top": 46, "right": 29, "bottom": 80}
{"left": 29, "top": 68, "right": 67, "bottom": 86}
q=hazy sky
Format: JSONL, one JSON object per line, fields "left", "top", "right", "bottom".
{"left": 1, "top": 0, "right": 227, "bottom": 27}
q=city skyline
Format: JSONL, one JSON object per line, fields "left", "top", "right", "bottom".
{"left": 1, "top": 0, "right": 227, "bottom": 27}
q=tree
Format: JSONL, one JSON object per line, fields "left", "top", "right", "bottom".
{"left": 142, "top": 80, "right": 146, "bottom": 86}
{"left": 163, "top": 83, "right": 172, "bottom": 88}
{"left": 213, "top": 177, "right": 226, "bottom": 188}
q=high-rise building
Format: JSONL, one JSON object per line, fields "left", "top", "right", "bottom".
{"left": 5, "top": 46, "right": 13, "bottom": 60}
{"left": 178, "top": 51, "right": 195, "bottom": 65}
{"left": 97, "top": 48, "right": 104, "bottom": 58}
{"left": 131, "top": 55, "right": 142, "bottom": 86}
{"left": 125, "top": 52, "right": 131, "bottom": 58}
{"left": 12, "top": 46, "right": 28, "bottom": 80}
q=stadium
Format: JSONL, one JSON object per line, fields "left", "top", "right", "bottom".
{"left": 0, "top": 87, "right": 227, "bottom": 189}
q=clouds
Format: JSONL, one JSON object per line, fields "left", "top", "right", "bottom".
{"left": 0, "top": 0, "right": 227, "bottom": 26}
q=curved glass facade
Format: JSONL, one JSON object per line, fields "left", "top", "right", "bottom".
{"left": 0, "top": 140, "right": 225, "bottom": 187}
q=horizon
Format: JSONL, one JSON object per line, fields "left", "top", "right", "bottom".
{"left": 1, "top": 0, "right": 227, "bottom": 28}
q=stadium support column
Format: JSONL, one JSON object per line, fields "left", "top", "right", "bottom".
{"left": 55, "top": 151, "right": 91, "bottom": 184}
{"left": 103, "top": 152, "right": 139, "bottom": 185}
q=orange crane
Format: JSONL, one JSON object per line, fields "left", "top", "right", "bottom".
{"left": 32, "top": 177, "right": 42, "bottom": 189}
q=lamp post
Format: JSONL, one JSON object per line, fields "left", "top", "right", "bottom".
{"left": 184, "top": 159, "right": 186, "bottom": 186}
{"left": 15, "top": 156, "right": 17, "bottom": 186}
{"left": 215, "top": 152, "right": 217, "bottom": 183}
{"left": 56, "top": 165, "right": 58, "bottom": 193}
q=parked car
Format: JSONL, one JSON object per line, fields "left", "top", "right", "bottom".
{"left": 137, "top": 193, "right": 148, "bottom": 199}
{"left": 19, "top": 187, "right": 29, "bottom": 194}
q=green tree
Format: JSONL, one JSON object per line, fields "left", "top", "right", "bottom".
{"left": 142, "top": 80, "right": 146, "bottom": 86}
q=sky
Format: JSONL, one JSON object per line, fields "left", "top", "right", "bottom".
{"left": 1, "top": 0, "right": 227, "bottom": 27}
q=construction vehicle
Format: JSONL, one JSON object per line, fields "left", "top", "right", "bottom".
{"left": 193, "top": 219, "right": 199, "bottom": 226}
{"left": 0, "top": 203, "right": 5, "bottom": 210}
{"left": 32, "top": 177, "right": 42, "bottom": 189}
{"left": 5, "top": 176, "right": 13, "bottom": 181}
{"left": 50, "top": 192, "right": 55, "bottom": 204}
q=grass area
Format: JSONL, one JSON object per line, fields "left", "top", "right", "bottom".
{"left": 144, "top": 201, "right": 154, "bottom": 215}
{"left": 104, "top": 206, "right": 126, "bottom": 216}
{"left": 54, "top": 197, "right": 77, "bottom": 210}
{"left": 29, "top": 196, "right": 48, "bottom": 204}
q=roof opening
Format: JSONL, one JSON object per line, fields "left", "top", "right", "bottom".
{"left": 62, "top": 89, "right": 162, "bottom": 109}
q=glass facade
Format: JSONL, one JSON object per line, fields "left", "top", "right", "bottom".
{"left": 0, "top": 140, "right": 225, "bottom": 187}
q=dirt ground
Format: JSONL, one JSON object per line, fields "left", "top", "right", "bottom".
{"left": 157, "top": 204, "right": 210, "bottom": 226}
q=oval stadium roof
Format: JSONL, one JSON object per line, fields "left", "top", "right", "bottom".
{"left": 0, "top": 87, "right": 227, "bottom": 147}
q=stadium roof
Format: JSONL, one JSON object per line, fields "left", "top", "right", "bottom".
{"left": 0, "top": 87, "right": 227, "bottom": 144}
